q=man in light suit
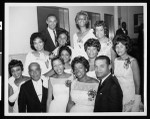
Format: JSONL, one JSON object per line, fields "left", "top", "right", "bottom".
{"left": 116, "top": 22, "right": 128, "bottom": 36}
{"left": 18, "top": 62, "right": 48, "bottom": 112}
{"left": 41, "top": 14, "right": 64, "bottom": 53}
{"left": 94, "top": 55, "right": 123, "bottom": 112}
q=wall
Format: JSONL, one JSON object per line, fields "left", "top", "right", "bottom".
{"left": 9, "top": 6, "right": 38, "bottom": 55}
{"left": 59, "top": 6, "right": 114, "bottom": 47}
{"left": 120, "top": 6, "right": 143, "bottom": 38}
{"left": 8, "top": 5, "right": 114, "bottom": 55}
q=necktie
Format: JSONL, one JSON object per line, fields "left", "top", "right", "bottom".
{"left": 53, "top": 30, "right": 57, "bottom": 47}
{"left": 97, "top": 78, "right": 102, "bottom": 92}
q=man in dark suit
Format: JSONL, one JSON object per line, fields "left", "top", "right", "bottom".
{"left": 18, "top": 62, "right": 48, "bottom": 112}
{"left": 94, "top": 55, "right": 123, "bottom": 112}
{"left": 116, "top": 22, "right": 128, "bottom": 36}
{"left": 41, "top": 14, "right": 64, "bottom": 53}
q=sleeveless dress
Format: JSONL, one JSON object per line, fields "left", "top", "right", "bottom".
{"left": 8, "top": 77, "right": 25, "bottom": 113}
{"left": 70, "top": 80, "right": 98, "bottom": 112}
{"left": 48, "top": 75, "right": 73, "bottom": 112}
{"left": 98, "top": 38, "right": 113, "bottom": 60}
{"left": 73, "top": 29, "right": 97, "bottom": 59}
{"left": 114, "top": 57, "right": 136, "bottom": 112}
{"left": 23, "top": 52, "right": 52, "bottom": 76}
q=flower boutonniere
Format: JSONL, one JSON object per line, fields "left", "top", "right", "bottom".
{"left": 123, "top": 57, "right": 131, "bottom": 69}
{"left": 65, "top": 80, "right": 72, "bottom": 88}
{"left": 87, "top": 89, "right": 97, "bottom": 101}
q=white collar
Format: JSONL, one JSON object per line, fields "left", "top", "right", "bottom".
{"left": 101, "top": 73, "right": 111, "bottom": 84}
{"left": 47, "top": 27, "right": 55, "bottom": 32}
{"left": 32, "top": 78, "right": 42, "bottom": 85}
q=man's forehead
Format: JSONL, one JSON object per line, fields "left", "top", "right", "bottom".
{"left": 29, "top": 63, "right": 40, "bottom": 69}
{"left": 95, "top": 59, "right": 107, "bottom": 64}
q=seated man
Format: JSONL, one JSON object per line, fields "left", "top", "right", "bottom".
{"left": 18, "top": 62, "right": 48, "bottom": 112}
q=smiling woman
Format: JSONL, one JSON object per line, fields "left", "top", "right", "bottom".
{"left": 8, "top": 59, "right": 30, "bottom": 113}
{"left": 46, "top": 56, "right": 73, "bottom": 113}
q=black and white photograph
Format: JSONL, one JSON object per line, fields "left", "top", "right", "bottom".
{"left": 5, "top": 3, "right": 147, "bottom": 116}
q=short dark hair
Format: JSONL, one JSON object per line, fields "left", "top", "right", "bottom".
{"left": 46, "top": 14, "right": 58, "bottom": 21}
{"left": 84, "top": 38, "right": 101, "bottom": 52}
{"left": 58, "top": 46, "right": 72, "bottom": 57}
{"left": 71, "top": 56, "right": 89, "bottom": 73}
{"left": 46, "top": 14, "right": 59, "bottom": 28}
{"left": 30, "top": 32, "right": 45, "bottom": 51}
{"left": 113, "top": 34, "right": 132, "bottom": 53}
{"left": 95, "top": 55, "right": 111, "bottom": 65}
{"left": 9, "top": 59, "right": 23, "bottom": 76}
{"left": 57, "top": 29, "right": 70, "bottom": 46}
{"left": 93, "top": 20, "right": 109, "bottom": 38}
{"left": 51, "top": 55, "right": 65, "bottom": 69}
{"left": 75, "top": 11, "right": 90, "bottom": 30}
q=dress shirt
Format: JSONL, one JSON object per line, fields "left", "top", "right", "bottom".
{"left": 32, "top": 79, "right": 43, "bottom": 102}
{"left": 47, "top": 27, "right": 56, "bottom": 46}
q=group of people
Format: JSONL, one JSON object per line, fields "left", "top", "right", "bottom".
{"left": 8, "top": 10, "right": 144, "bottom": 113}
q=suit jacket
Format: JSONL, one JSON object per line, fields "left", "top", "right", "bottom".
{"left": 41, "top": 27, "right": 64, "bottom": 52}
{"left": 18, "top": 79, "right": 48, "bottom": 112}
{"left": 116, "top": 28, "right": 128, "bottom": 36}
{"left": 94, "top": 74, "right": 123, "bottom": 112}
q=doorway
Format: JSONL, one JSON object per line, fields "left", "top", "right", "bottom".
{"left": 104, "top": 14, "right": 114, "bottom": 40}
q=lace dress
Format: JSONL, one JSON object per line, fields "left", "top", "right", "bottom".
{"left": 73, "top": 29, "right": 97, "bottom": 59}
{"left": 70, "top": 80, "right": 98, "bottom": 112}
{"left": 114, "top": 58, "right": 136, "bottom": 112}
{"left": 98, "top": 38, "right": 113, "bottom": 60}
{"left": 48, "top": 75, "right": 73, "bottom": 112}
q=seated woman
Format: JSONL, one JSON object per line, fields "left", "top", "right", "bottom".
{"left": 67, "top": 56, "right": 99, "bottom": 112}
{"left": 47, "top": 56, "right": 73, "bottom": 112}
{"left": 84, "top": 38, "right": 101, "bottom": 79}
{"left": 58, "top": 46, "right": 72, "bottom": 74}
{"left": 23, "top": 32, "right": 52, "bottom": 76}
{"left": 8, "top": 59, "right": 30, "bottom": 113}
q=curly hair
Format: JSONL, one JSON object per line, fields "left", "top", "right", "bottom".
{"left": 93, "top": 20, "right": 109, "bottom": 38}
{"left": 58, "top": 46, "right": 72, "bottom": 57}
{"left": 75, "top": 11, "right": 90, "bottom": 30}
{"left": 30, "top": 32, "right": 45, "bottom": 51}
{"left": 84, "top": 38, "right": 101, "bottom": 52}
{"left": 51, "top": 55, "right": 65, "bottom": 70}
{"left": 71, "top": 56, "right": 90, "bottom": 73}
{"left": 56, "top": 29, "right": 70, "bottom": 46}
{"left": 113, "top": 34, "right": 132, "bottom": 53}
{"left": 9, "top": 59, "right": 24, "bottom": 76}
{"left": 95, "top": 55, "right": 111, "bottom": 65}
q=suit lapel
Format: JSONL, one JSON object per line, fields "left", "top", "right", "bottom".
{"left": 30, "top": 80, "right": 41, "bottom": 104}
{"left": 97, "top": 74, "right": 112, "bottom": 93}
{"left": 45, "top": 29, "right": 56, "bottom": 47}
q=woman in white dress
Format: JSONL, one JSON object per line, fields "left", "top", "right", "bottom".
{"left": 84, "top": 38, "right": 101, "bottom": 79}
{"left": 73, "top": 11, "right": 97, "bottom": 59}
{"left": 58, "top": 46, "right": 72, "bottom": 74}
{"left": 8, "top": 59, "right": 30, "bottom": 113}
{"left": 93, "top": 21, "right": 116, "bottom": 71}
{"left": 23, "top": 32, "right": 52, "bottom": 77}
{"left": 67, "top": 56, "right": 99, "bottom": 112}
{"left": 113, "top": 35, "right": 143, "bottom": 112}
{"left": 47, "top": 56, "right": 73, "bottom": 112}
